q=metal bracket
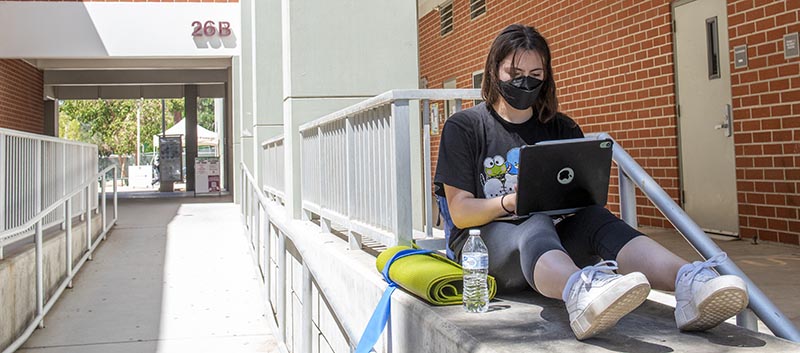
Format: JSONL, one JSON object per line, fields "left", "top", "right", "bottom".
{"left": 714, "top": 104, "right": 733, "bottom": 137}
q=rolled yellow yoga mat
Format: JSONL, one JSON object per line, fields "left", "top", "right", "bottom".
{"left": 375, "top": 246, "right": 497, "bottom": 306}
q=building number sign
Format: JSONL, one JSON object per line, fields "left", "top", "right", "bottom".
{"left": 192, "top": 21, "right": 232, "bottom": 37}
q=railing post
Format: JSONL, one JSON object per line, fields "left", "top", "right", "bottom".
{"left": 261, "top": 203, "right": 271, "bottom": 289}
{"left": 244, "top": 180, "right": 250, "bottom": 229}
{"left": 113, "top": 167, "right": 118, "bottom": 222}
{"left": 345, "top": 116, "right": 361, "bottom": 249}
{"left": 80, "top": 152, "right": 86, "bottom": 222}
{"left": 36, "top": 139, "right": 42, "bottom": 231}
{"left": 737, "top": 309, "right": 759, "bottom": 332}
{"left": 0, "top": 134, "right": 5, "bottom": 239}
{"left": 35, "top": 220, "right": 44, "bottom": 328}
{"left": 317, "top": 125, "right": 331, "bottom": 232}
{"left": 102, "top": 171, "right": 107, "bottom": 237}
{"left": 254, "top": 199, "right": 260, "bottom": 251}
{"left": 301, "top": 263, "right": 313, "bottom": 353}
{"left": 277, "top": 229, "right": 287, "bottom": 342}
{"left": 241, "top": 168, "right": 245, "bottom": 215}
{"left": 253, "top": 189, "right": 259, "bottom": 244}
{"left": 86, "top": 185, "right": 93, "bottom": 261}
{"left": 619, "top": 166, "right": 638, "bottom": 228}
{"left": 0, "top": 135, "right": 4, "bottom": 260}
{"left": 422, "top": 99, "right": 433, "bottom": 238}
{"left": 34, "top": 140, "right": 43, "bottom": 329}
{"left": 66, "top": 198, "right": 73, "bottom": 288}
{"left": 61, "top": 144, "right": 67, "bottom": 230}
{"left": 391, "top": 100, "right": 413, "bottom": 247}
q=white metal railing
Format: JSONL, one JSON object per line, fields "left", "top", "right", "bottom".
{"left": 0, "top": 128, "right": 99, "bottom": 259}
{"left": 241, "top": 163, "right": 360, "bottom": 353}
{"left": 298, "top": 89, "right": 481, "bottom": 248}
{"left": 261, "top": 135, "right": 285, "bottom": 202}
{"left": 1, "top": 164, "right": 118, "bottom": 353}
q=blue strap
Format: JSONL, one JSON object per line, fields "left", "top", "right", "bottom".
{"left": 436, "top": 196, "right": 456, "bottom": 260}
{"left": 355, "top": 249, "right": 432, "bottom": 353}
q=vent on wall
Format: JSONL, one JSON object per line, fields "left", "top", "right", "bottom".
{"left": 470, "top": 0, "right": 486, "bottom": 19}
{"left": 439, "top": 1, "right": 453, "bottom": 36}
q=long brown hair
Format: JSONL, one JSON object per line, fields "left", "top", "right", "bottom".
{"left": 481, "top": 24, "right": 558, "bottom": 123}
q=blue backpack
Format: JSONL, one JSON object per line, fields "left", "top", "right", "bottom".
{"left": 436, "top": 195, "right": 456, "bottom": 260}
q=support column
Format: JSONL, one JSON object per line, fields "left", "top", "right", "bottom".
{"left": 44, "top": 99, "right": 58, "bottom": 137}
{"left": 185, "top": 84, "right": 198, "bottom": 192}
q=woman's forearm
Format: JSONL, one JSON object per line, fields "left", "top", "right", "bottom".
{"left": 445, "top": 185, "right": 516, "bottom": 228}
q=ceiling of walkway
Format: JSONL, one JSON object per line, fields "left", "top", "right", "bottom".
{"left": 29, "top": 57, "right": 232, "bottom": 100}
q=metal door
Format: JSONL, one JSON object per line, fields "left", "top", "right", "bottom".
{"left": 674, "top": 0, "right": 739, "bottom": 235}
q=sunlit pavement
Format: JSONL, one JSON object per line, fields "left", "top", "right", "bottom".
{"left": 19, "top": 197, "right": 280, "bottom": 353}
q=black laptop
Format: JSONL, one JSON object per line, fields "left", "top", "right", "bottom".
{"left": 502, "top": 138, "right": 614, "bottom": 219}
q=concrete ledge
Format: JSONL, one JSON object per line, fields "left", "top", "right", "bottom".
{"left": 0, "top": 213, "right": 104, "bottom": 350}
{"left": 263, "top": 202, "right": 800, "bottom": 353}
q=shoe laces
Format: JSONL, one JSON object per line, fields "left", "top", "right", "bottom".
{"left": 682, "top": 252, "right": 727, "bottom": 289}
{"left": 580, "top": 260, "right": 619, "bottom": 286}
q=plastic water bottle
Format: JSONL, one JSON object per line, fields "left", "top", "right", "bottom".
{"left": 462, "top": 229, "right": 489, "bottom": 313}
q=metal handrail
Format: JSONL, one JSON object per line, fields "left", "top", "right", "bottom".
{"left": 0, "top": 190, "right": 91, "bottom": 245}
{"left": 594, "top": 132, "right": 800, "bottom": 342}
{"left": 1, "top": 165, "right": 119, "bottom": 353}
{"left": 298, "top": 89, "right": 481, "bottom": 131}
{"left": 0, "top": 127, "right": 96, "bottom": 148}
{"left": 297, "top": 89, "right": 482, "bottom": 250}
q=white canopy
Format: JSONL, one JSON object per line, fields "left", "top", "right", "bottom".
{"left": 153, "top": 119, "right": 218, "bottom": 148}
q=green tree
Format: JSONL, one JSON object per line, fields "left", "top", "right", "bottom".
{"left": 59, "top": 98, "right": 218, "bottom": 179}
{"left": 164, "top": 98, "right": 216, "bottom": 131}
{"left": 198, "top": 98, "right": 216, "bottom": 132}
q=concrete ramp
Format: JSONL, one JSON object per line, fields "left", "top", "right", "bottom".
{"left": 15, "top": 197, "right": 280, "bottom": 353}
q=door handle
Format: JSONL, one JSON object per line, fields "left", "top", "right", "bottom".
{"left": 714, "top": 104, "right": 733, "bottom": 137}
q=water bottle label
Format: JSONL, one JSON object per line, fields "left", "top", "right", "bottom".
{"left": 462, "top": 253, "right": 488, "bottom": 270}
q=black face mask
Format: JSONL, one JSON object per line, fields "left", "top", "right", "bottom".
{"left": 499, "top": 76, "right": 543, "bottom": 110}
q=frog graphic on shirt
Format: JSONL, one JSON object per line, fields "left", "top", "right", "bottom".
{"left": 481, "top": 147, "right": 522, "bottom": 198}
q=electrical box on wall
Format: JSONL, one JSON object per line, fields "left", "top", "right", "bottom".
{"left": 785, "top": 33, "right": 799, "bottom": 59}
{"left": 734, "top": 45, "right": 748, "bottom": 69}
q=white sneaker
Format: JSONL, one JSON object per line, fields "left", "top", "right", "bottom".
{"left": 563, "top": 260, "right": 650, "bottom": 340}
{"left": 674, "top": 253, "right": 749, "bottom": 331}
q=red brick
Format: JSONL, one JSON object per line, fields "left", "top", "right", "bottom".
{"left": 759, "top": 230, "right": 779, "bottom": 243}
{"left": 780, "top": 233, "right": 800, "bottom": 246}
{"left": 0, "top": 59, "right": 44, "bottom": 133}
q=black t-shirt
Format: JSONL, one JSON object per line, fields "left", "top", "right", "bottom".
{"left": 434, "top": 102, "right": 583, "bottom": 251}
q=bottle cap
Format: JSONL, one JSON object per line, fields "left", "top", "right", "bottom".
{"left": 469, "top": 229, "right": 480, "bottom": 236}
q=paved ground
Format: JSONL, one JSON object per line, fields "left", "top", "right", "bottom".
{"left": 644, "top": 226, "right": 800, "bottom": 333}
{"left": 18, "top": 197, "right": 280, "bottom": 353}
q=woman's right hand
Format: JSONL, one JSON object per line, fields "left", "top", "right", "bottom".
{"left": 500, "top": 192, "right": 517, "bottom": 215}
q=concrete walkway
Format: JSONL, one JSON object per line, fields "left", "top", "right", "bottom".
{"left": 645, "top": 227, "right": 800, "bottom": 331}
{"left": 18, "top": 197, "right": 280, "bottom": 353}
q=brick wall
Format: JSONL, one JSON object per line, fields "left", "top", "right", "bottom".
{"left": 419, "top": 0, "right": 800, "bottom": 245}
{"left": 0, "top": 59, "right": 44, "bottom": 134}
{"left": 729, "top": 0, "right": 800, "bottom": 245}
{"left": 421, "top": 0, "right": 679, "bottom": 228}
